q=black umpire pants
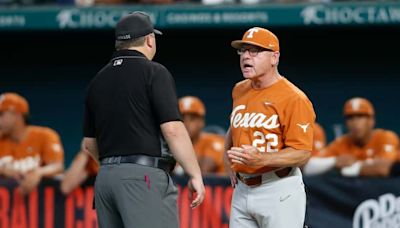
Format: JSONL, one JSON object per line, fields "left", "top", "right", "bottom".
{"left": 94, "top": 163, "right": 179, "bottom": 228}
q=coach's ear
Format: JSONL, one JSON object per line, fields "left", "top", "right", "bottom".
{"left": 271, "top": 51, "right": 280, "bottom": 66}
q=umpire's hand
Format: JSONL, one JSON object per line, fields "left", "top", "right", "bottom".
{"left": 188, "top": 176, "right": 205, "bottom": 208}
{"left": 160, "top": 121, "right": 205, "bottom": 208}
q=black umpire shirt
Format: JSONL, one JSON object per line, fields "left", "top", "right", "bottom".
{"left": 83, "top": 50, "right": 181, "bottom": 159}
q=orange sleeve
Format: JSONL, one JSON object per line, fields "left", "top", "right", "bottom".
{"left": 41, "top": 129, "right": 64, "bottom": 164}
{"left": 376, "top": 131, "right": 399, "bottom": 161}
{"left": 282, "top": 97, "right": 315, "bottom": 151}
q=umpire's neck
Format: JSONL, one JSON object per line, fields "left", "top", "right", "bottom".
{"left": 127, "top": 34, "right": 156, "bottom": 60}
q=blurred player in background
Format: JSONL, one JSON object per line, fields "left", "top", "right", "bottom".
{"left": 313, "top": 123, "right": 326, "bottom": 155}
{"left": 303, "top": 122, "right": 331, "bottom": 175}
{"left": 177, "top": 96, "right": 225, "bottom": 175}
{"left": 0, "top": 92, "right": 64, "bottom": 194}
{"left": 305, "top": 97, "right": 399, "bottom": 177}
{"left": 60, "top": 140, "right": 98, "bottom": 194}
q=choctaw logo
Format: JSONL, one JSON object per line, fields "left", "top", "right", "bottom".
{"left": 353, "top": 193, "right": 400, "bottom": 228}
{"left": 230, "top": 105, "right": 279, "bottom": 129}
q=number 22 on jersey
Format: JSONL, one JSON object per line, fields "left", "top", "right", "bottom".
{"left": 252, "top": 131, "right": 278, "bottom": 153}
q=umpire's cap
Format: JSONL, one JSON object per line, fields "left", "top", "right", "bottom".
{"left": 115, "top": 11, "right": 162, "bottom": 41}
{"left": 231, "top": 27, "right": 279, "bottom": 52}
{"left": 343, "top": 97, "right": 375, "bottom": 117}
{"left": 0, "top": 93, "right": 29, "bottom": 115}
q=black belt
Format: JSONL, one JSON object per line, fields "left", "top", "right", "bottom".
{"left": 100, "top": 155, "right": 175, "bottom": 173}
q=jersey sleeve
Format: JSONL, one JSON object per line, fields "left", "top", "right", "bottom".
{"left": 41, "top": 129, "right": 64, "bottom": 164}
{"left": 377, "top": 131, "right": 399, "bottom": 160}
{"left": 150, "top": 65, "right": 182, "bottom": 124}
{"left": 282, "top": 97, "right": 316, "bottom": 151}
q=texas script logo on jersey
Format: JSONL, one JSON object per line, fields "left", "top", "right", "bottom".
{"left": 230, "top": 105, "right": 280, "bottom": 129}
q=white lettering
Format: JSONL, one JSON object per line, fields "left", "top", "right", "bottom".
{"left": 389, "top": 8, "right": 400, "bottom": 22}
{"left": 380, "top": 194, "right": 396, "bottom": 219}
{"left": 230, "top": 105, "right": 280, "bottom": 130}
{"left": 301, "top": 5, "right": 400, "bottom": 25}
{"left": 376, "top": 8, "right": 390, "bottom": 23}
{"left": 354, "top": 193, "right": 400, "bottom": 228}
{"left": 246, "top": 28, "right": 259, "bottom": 38}
{"left": 354, "top": 199, "right": 380, "bottom": 228}
{"left": 57, "top": 9, "right": 130, "bottom": 29}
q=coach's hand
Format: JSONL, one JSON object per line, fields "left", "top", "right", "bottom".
{"left": 188, "top": 176, "right": 205, "bottom": 209}
{"left": 228, "top": 145, "right": 265, "bottom": 167}
{"left": 223, "top": 151, "right": 237, "bottom": 188}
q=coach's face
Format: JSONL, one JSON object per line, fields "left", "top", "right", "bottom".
{"left": 239, "top": 44, "right": 279, "bottom": 79}
{"left": 0, "top": 110, "right": 17, "bottom": 135}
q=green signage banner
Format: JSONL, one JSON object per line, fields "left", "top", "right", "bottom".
{"left": 0, "top": 2, "right": 399, "bottom": 30}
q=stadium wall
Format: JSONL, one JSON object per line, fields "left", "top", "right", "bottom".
{"left": 1, "top": 22, "right": 399, "bottom": 165}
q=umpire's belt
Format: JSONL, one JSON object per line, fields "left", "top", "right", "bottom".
{"left": 100, "top": 155, "right": 175, "bottom": 173}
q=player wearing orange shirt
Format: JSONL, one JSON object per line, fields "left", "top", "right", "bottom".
{"left": 327, "top": 97, "right": 399, "bottom": 177}
{"left": 225, "top": 27, "right": 315, "bottom": 228}
{"left": 178, "top": 96, "right": 225, "bottom": 175}
{"left": 304, "top": 97, "right": 399, "bottom": 177}
{"left": 313, "top": 123, "right": 326, "bottom": 155}
{"left": 302, "top": 123, "right": 332, "bottom": 176}
{"left": 0, "top": 93, "right": 64, "bottom": 194}
{"left": 61, "top": 140, "right": 99, "bottom": 194}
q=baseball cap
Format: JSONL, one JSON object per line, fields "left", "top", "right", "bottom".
{"left": 343, "top": 97, "right": 374, "bottom": 117}
{"left": 179, "top": 96, "right": 206, "bottom": 117}
{"left": 0, "top": 93, "right": 29, "bottom": 115}
{"left": 115, "top": 11, "right": 162, "bottom": 41}
{"left": 231, "top": 27, "right": 279, "bottom": 52}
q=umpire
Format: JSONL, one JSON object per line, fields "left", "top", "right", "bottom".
{"left": 83, "top": 12, "right": 205, "bottom": 228}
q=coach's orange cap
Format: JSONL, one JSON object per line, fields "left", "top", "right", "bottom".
{"left": 343, "top": 97, "right": 374, "bottom": 117}
{"left": 179, "top": 96, "right": 206, "bottom": 117}
{"left": 231, "top": 27, "right": 279, "bottom": 52}
{"left": 0, "top": 93, "right": 29, "bottom": 115}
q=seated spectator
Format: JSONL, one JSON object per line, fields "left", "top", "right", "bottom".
{"left": 175, "top": 96, "right": 225, "bottom": 176}
{"left": 304, "top": 97, "right": 399, "bottom": 177}
{"left": 0, "top": 93, "right": 64, "bottom": 194}
{"left": 60, "top": 140, "right": 98, "bottom": 195}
